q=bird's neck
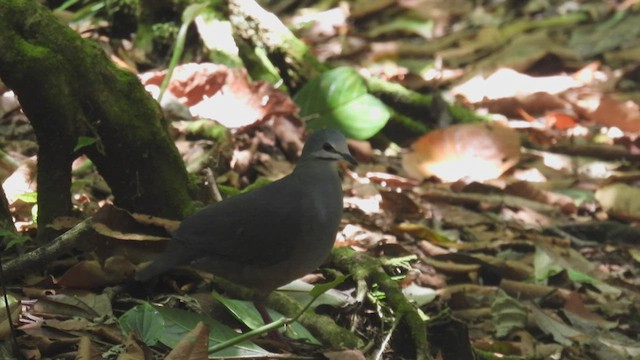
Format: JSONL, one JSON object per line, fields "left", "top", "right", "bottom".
{"left": 293, "top": 159, "right": 339, "bottom": 177}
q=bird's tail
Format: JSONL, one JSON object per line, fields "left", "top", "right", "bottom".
{"left": 134, "top": 240, "right": 194, "bottom": 282}
{"left": 134, "top": 257, "right": 169, "bottom": 282}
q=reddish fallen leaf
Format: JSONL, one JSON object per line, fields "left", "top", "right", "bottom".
{"left": 545, "top": 112, "right": 577, "bottom": 130}
{"left": 402, "top": 122, "right": 521, "bottom": 182}
{"left": 588, "top": 95, "right": 640, "bottom": 132}
{"left": 141, "top": 63, "right": 298, "bottom": 129}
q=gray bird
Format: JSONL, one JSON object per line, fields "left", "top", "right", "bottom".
{"left": 135, "top": 129, "right": 356, "bottom": 304}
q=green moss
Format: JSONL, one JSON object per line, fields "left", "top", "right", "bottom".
{"left": 448, "top": 104, "right": 488, "bottom": 123}
{"left": 151, "top": 21, "right": 179, "bottom": 45}
{"left": 105, "top": 0, "right": 139, "bottom": 16}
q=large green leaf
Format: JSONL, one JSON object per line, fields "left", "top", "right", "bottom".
{"left": 211, "top": 291, "right": 319, "bottom": 344}
{"left": 119, "top": 303, "right": 164, "bottom": 346}
{"left": 119, "top": 303, "right": 271, "bottom": 358}
{"left": 294, "top": 67, "right": 390, "bottom": 140}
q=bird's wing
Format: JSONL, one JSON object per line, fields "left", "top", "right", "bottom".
{"left": 173, "top": 178, "right": 305, "bottom": 267}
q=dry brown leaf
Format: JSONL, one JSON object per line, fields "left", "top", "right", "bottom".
{"left": 379, "top": 190, "right": 422, "bottom": 219}
{"left": 92, "top": 204, "right": 174, "bottom": 241}
{"left": 56, "top": 258, "right": 135, "bottom": 288}
{"left": 76, "top": 336, "right": 100, "bottom": 360}
{"left": 29, "top": 294, "right": 99, "bottom": 319}
{"left": 505, "top": 181, "right": 576, "bottom": 214}
{"left": 165, "top": 321, "right": 209, "bottom": 360}
{"left": 117, "top": 332, "right": 150, "bottom": 360}
{"left": 500, "top": 279, "right": 570, "bottom": 302}
{"left": 141, "top": 63, "right": 298, "bottom": 129}
{"left": 563, "top": 292, "right": 617, "bottom": 330}
{"left": 422, "top": 255, "right": 481, "bottom": 274}
{"left": 403, "top": 122, "right": 521, "bottom": 182}
{"left": 588, "top": 95, "right": 640, "bottom": 132}
{"left": 469, "top": 253, "right": 533, "bottom": 281}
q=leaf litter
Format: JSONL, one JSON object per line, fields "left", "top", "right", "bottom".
{"left": 1, "top": 1, "right": 640, "bottom": 359}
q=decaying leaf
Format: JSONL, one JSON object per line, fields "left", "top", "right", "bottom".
{"left": 595, "top": 183, "right": 640, "bottom": 220}
{"left": 491, "top": 290, "right": 527, "bottom": 338}
{"left": 402, "top": 122, "right": 521, "bottom": 182}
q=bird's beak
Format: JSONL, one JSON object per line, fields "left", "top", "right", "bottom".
{"left": 342, "top": 153, "right": 357, "bottom": 166}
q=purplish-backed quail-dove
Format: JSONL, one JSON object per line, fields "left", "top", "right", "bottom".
{"left": 135, "top": 129, "right": 355, "bottom": 307}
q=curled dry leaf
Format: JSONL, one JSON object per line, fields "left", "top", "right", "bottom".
{"left": 141, "top": 63, "right": 298, "bottom": 129}
{"left": 92, "top": 204, "right": 175, "bottom": 240}
{"left": 402, "top": 122, "right": 521, "bottom": 182}
{"left": 505, "top": 181, "right": 577, "bottom": 214}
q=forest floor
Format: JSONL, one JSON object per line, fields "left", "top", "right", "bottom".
{"left": 1, "top": 1, "right": 640, "bottom": 359}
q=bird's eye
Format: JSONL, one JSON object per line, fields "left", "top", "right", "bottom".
{"left": 322, "top": 143, "right": 334, "bottom": 152}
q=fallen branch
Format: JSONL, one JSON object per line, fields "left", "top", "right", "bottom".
{"left": 2, "top": 219, "right": 94, "bottom": 281}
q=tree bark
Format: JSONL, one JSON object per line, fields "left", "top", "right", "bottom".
{"left": 0, "top": 0, "right": 195, "bottom": 237}
{"left": 228, "top": 0, "right": 328, "bottom": 93}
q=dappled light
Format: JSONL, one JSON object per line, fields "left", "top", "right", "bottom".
{"left": 1, "top": 0, "right": 640, "bottom": 359}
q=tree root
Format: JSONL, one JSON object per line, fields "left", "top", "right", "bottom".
{"left": 331, "top": 246, "right": 433, "bottom": 360}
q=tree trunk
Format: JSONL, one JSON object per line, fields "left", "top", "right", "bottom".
{"left": 0, "top": 0, "right": 195, "bottom": 238}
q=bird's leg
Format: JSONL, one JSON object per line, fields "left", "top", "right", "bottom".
{"left": 253, "top": 300, "right": 295, "bottom": 350}
{"left": 254, "top": 300, "right": 274, "bottom": 325}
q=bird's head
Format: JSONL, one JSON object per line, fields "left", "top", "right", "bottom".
{"left": 300, "top": 129, "right": 357, "bottom": 166}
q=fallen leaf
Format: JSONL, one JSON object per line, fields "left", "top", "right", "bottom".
{"left": 545, "top": 112, "right": 577, "bottom": 130}
{"left": 402, "top": 122, "right": 521, "bottom": 182}
{"left": 165, "top": 322, "right": 209, "bottom": 360}
{"left": 452, "top": 68, "right": 581, "bottom": 103}
{"left": 141, "top": 63, "right": 298, "bottom": 129}
{"left": 530, "top": 305, "right": 588, "bottom": 346}
{"left": 492, "top": 290, "right": 527, "bottom": 338}
{"left": 595, "top": 183, "right": 640, "bottom": 220}
{"left": 588, "top": 95, "right": 640, "bottom": 132}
